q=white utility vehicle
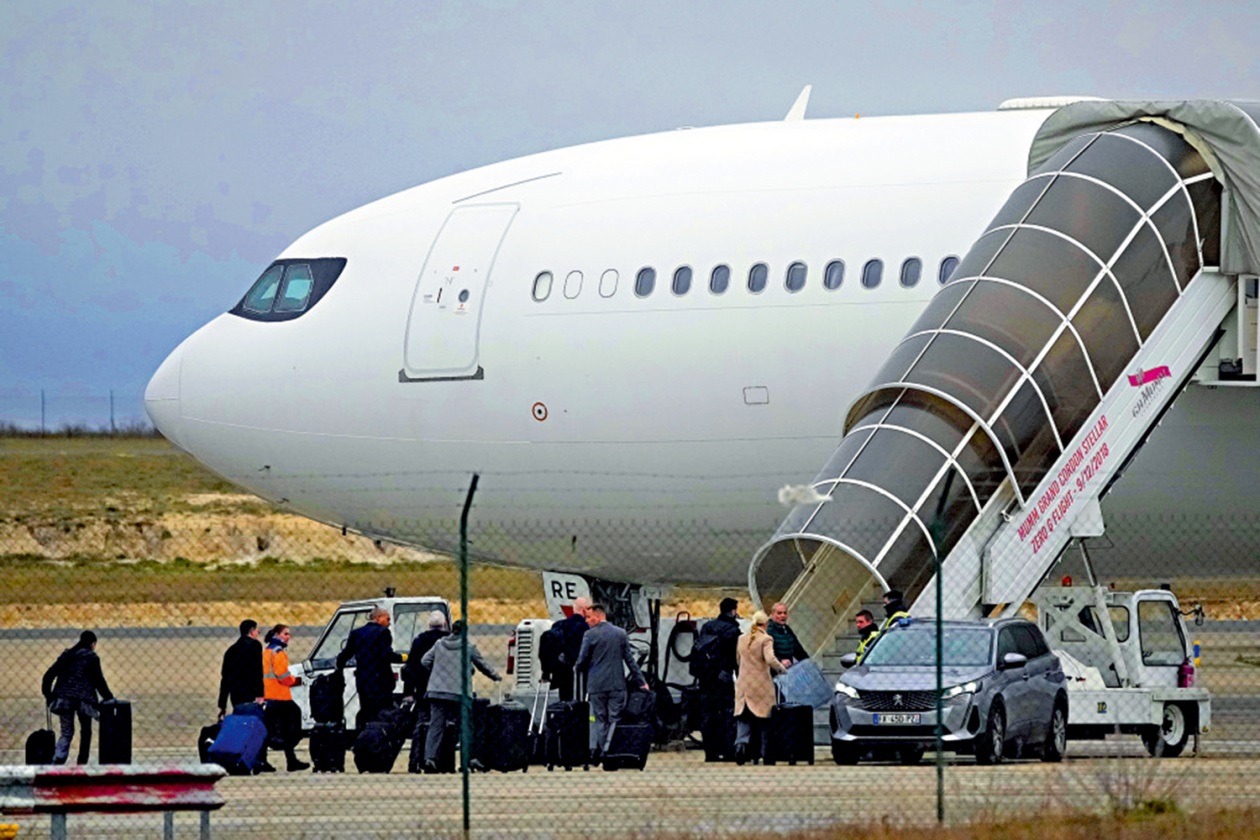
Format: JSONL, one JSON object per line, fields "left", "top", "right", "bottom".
{"left": 289, "top": 593, "right": 451, "bottom": 732}
{"left": 1033, "top": 584, "right": 1209, "bottom": 756}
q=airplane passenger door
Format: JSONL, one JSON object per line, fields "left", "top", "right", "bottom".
{"left": 401, "top": 203, "right": 519, "bottom": 381}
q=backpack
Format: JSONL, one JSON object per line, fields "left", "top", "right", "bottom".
{"left": 538, "top": 624, "right": 565, "bottom": 681}
{"left": 688, "top": 630, "right": 722, "bottom": 680}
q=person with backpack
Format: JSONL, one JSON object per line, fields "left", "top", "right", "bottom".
{"left": 692, "top": 598, "right": 742, "bottom": 762}
{"left": 41, "top": 630, "right": 114, "bottom": 765}
{"left": 544, "top": 596, "right": 590, "bottom": 701}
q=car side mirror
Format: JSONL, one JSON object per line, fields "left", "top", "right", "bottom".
{"left": 1000, "top": 652, "right": 1027, "bottom": 670}
{"left": 840, "top": 653, "right": 858, "bottom": 669}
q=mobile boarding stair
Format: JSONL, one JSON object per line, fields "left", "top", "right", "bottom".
{"left": 747, "top": 101, "right": 1260, "bottom": 743}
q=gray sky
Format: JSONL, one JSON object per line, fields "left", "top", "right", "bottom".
{"left": 2, "top": 0, "right": 1257, "bottom": 427}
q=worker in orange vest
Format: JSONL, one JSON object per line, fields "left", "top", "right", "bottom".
{"left": 263, "top": 624, "right": 309, "bottom": 772}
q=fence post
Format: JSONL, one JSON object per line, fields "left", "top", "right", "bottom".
{"left": 929, "top": 470, "right": 955, "bottom": 826}
{"left": 459, "top": 473, "right": 480, "bottom": 840}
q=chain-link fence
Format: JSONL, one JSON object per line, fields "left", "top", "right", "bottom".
{"left": 2, "top": 435, "right": 1259, "bottom": 838}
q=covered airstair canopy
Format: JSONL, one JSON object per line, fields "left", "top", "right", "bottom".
{"left": 752, "top": 100, "right": 1257, "bottom": 661}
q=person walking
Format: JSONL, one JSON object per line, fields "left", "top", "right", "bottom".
{"left": 767, "top": 602, "right": 809, "bottom": 669}
{"left": 733, "top": 611, "right": 786, "bottom": 765}
{"left": 575, "top": 604, "right": 648, "bottom": 763}
{"left": 262, "top": 624, "right": 309, "bottom": 772}
{"left": 336, "top": 606, "right": 404, "bottom": 731}
{"left": 41, "top": 630, "right": 114, "bottom": 766}
{"left": 402, "top": 611, "right": 449, "bottom": 723}
{"left": 217, "top": 619, "right": 264, "bottom": 720}
{"left": 420, "top": 620, "right": 502, "bottom": 773}
{"left": 694, "top": 597, "right": 742, "bottom": 762}
{"left": 855, "top": 609, "right": 881, "bottom": 661}
{"left": 552, "top": 596, "right": 590, "bottom": 702}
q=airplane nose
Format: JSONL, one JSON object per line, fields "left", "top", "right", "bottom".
{"left": 145, "top": 343, "right": 185, "bottom": 449}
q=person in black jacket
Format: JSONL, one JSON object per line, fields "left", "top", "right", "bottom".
{"left": 401, "top": 611, "right": 449, "bottom": 723}
{"left": 552, "top": 596, "right": 590, "bottom": 701}
{"left": 217, "top": 619, "right": 264, "bottom": 720}
{"left": 695, "top": 598, "right": 742, "bottom": 762}
{"left": 41, "top": 630, "right": 113, "bottom": 765}
{"left": 337, "top": 606, "right": 403, "bottom": 730}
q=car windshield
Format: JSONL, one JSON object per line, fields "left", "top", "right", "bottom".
{"left": 863, "top": 626, "right": 993, "bottom": 667}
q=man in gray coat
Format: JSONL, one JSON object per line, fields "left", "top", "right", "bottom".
{"left": 419, "top": 619, "right": 501, "bottom": 772}
{"left": 575, "top": 604, "right": 648, "bottom": 761}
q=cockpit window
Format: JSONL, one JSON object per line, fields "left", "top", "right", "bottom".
{"left": 231, "top": 258, "right": 347, "bottom": 322}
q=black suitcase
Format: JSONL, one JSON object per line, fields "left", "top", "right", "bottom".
{"left": 765, "top": 702, "right": 815, "bottom": 766}
{"left": 309, "top": 672, "right": 345, "bottom": 724}
{"left": 98, "top": 699, "right": 132, "bottom": 764}
{"left": 26, "top": 707, "right": 55, "bottom": 765}
{"left": 601, "top": 722, "right": 652, "bottom": 771}
{"left": 310, "top": 722, "right": 346, "bottom": 773}
{"left": 353, "top": 706, "right": 411, "bottom": 774}
{"left": 409, "top": 717, "right": 456, "bottom": 774}
{"left": 543, "top": 700, "right": 590, "bottom": 771}
{"left": 197, "top": 722, "right": 221, "bottom": 764}
{"left": 483, "top": 701, "right": 531, "bottom": 773}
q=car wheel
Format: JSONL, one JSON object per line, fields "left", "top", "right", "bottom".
{"left": 831, "top": 741, "right": 860, "bottom": 765}
{"left": 975, "top": 702, "right": 1005, "bottom": 766}
{"left": 1142, "top": 703, "right": 1189, "bottom": 758}
{"left": 1041, "top": 700, "right": 1067, "bottom": 763}
{"left": 897, "top": 745, "right": 925, "bottom": 766}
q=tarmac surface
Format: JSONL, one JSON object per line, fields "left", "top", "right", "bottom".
{"left": 1, "top": 624, "right": 1259, "bottom": 837}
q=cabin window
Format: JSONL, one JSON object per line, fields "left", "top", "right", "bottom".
{"left": 899, "top": 257, "right": 922, "bottom": 288}
{"left": 599, "top": 269, "right": 619, "bottom": 298}
{"left": 861, "top": 259, "right": 883, "bottom": 289}
{"left": 785, "top": 261, "right": 807, "bottom": 293}
{"left": 232, "top": 258, "right": 347, "bottom": 322}
{"left": 672, "top": 266, "right": 693, "bottom": 296}
{"left": 824, "top": 260, "right": 845, "bottom": 290}
{"left": 564, "top": 270, "right": 583, "bottom": 299}
{"left": 939, "top": 255, "right": 961, "bottom": 284}
{"left": 710, "top": 264, "right": 731, "bottom": 295}
{"left": 532, "top": 271, "right": 553, "bottom": 302}
{"left": 748, "top": 263, "right": 768, "bottom": 294}
{"left": 635, "top": 267, "right": 656, "bottom": 298}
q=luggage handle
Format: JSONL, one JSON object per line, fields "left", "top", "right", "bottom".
{"left": 45, "top": 703, "right": 52, "bottom": 731}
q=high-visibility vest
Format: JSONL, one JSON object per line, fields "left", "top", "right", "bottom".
{"left": 856, "top": 629, "right": 881, "bottom": 662}
{"left": 879, "top": 610, "right": 911, "bottom": 634}
{"left": 263, "top": 646, "right": 297, "bottom": 702}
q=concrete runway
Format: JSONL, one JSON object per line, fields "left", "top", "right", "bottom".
{"left": 2, "top": 624, "right": 1260, "bottom": 837}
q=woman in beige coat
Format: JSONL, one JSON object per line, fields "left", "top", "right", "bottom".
{"left": 733, "top": 610, "right": 787, "bottom": 764}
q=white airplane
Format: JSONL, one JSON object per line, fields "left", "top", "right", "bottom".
{"left": 144, "top": 94, "right": 1260, "bottom": 614}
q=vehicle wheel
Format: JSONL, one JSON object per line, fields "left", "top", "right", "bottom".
{"left": 897, "top": 745, "right": 925, "bottom": 766}
{"left": 831, "top": 741, "right": 860, "bottom": 765}
{"left": 975, "top": 702, "right": 1005, "bottom": 765}
{"left": 1142, "top": 703, "right": 1189, "bottom": 758}
{"left": 1041, "top": 700, "right": 1067, "bottom": 763}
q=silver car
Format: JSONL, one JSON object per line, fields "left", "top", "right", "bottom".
{"left": 830, "top": 617, "right": 1068, "bottom": 765}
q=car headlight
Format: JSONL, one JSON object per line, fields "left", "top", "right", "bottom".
{"left": 834, "top": 681, "right": 860, "bottom": 699}
{"left": 941, "top": 680, "right": 980, "bottom": 699}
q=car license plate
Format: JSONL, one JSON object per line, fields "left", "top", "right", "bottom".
{"left": 873, "top": 713, "right": 921, "bottom": 725}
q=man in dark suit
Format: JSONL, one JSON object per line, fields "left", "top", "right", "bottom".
{"left": 337, "top": 606, "right": 403, "bottom": 730}
{"left": 575, "top": 604, "right": 648, "bottom": 760}
{"left": 552, "top": 596, "right": 590, "bottom": 701}
{"left": 695, "top": 598, "right": 742, "bottom": 762}
{"left": 217, "top": 619, "right": 264, "bottom": 719}
{"left": 401, "top": 610, "right": 449, "bottom": 723}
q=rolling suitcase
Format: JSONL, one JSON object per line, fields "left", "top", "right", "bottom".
{"left": 483, "top": 700, "right": 531, "bottom": 772}
{"left": 353, "top": 704, "right": 412, "bottom": 773}
{"left": 98, "top": 698, "right": 132, "bottom": 764}
{"left": 543, "top": 700, "right": 590, "bottom": 771}
{"left": 409, "top": 716, "right": 456, "bottom": 774}
{"left": 527, "top": 681, "right": 551, "bottom": 765}
{"left": 26, "top": 707, "right": 55, "bottom": 765}
{"left": 765, "top": 699, "right": 815, "bottom": 766}
{"left": 208, "top": 710, "right": 268, "bottom": 775}
{"left": 309, "top": 671, "right": 345, "bottom": 724}
{"left": 310, "top": 722, "right": 346, "bottom": 773}
{"left": 601, "top": 722, "right": 652, "bottom": 771}
{"left": 197, "top": 722, "right": 221, "bottom": 764}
